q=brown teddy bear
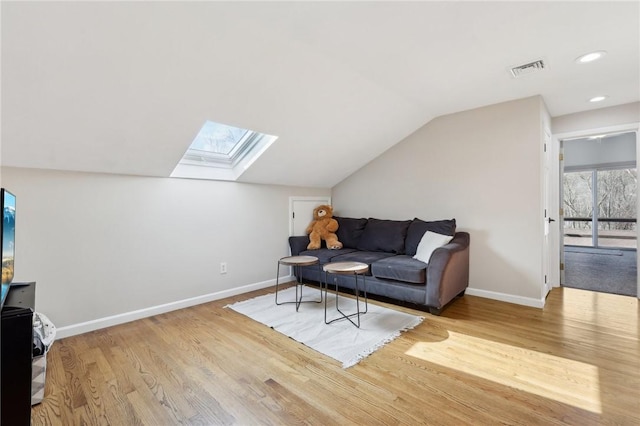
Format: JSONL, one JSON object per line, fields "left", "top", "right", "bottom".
{"left": 306, "top": 205, "right": 343, "bottom": 250}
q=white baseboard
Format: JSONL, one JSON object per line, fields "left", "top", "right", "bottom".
{"left": 57, "top": 279, "right": 544, "bottom": 339}
{"left": 465, "top": 287, "right": 546, "bottom": 309}
{"left": 56, "top": 276, "right": 292, "bottom": 339}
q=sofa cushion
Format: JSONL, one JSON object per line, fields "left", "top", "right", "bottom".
{"left": 413, "top": 231, "right": 454, "bottom": 263}
{"left": 405, "top": 218, "right": 456, "bottom": 256}
{"left": 356, "top": 218, "right": 412, "bottom": 254}
{"left": 299, "top": 248, "right": 357, "bottom": 264}
{"left": 371, "top": 255, "right": 427, "bottom": 284}
{"left": 329, "top": 251, "right": 396, "bottom": 275}
{"left": 335, "top": 217, "right": 368, "bottom": 249}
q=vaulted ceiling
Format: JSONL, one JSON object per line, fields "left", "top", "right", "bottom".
{"left": 2, "top": 2, "right": 639, "bottom": 187}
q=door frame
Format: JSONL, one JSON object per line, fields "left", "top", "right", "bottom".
{"left": 552, "top": 123, "right": 640, "bottom": 299}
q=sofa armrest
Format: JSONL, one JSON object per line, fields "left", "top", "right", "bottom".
{"left": 289, "top": 236, "right": 310, "bottom": 256}
{"left": 426, "top": 231, "right": 470, "bottom": 313}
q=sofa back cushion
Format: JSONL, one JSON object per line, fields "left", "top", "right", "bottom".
{"left": 405, "top": 218, "right": 457, "bottom": 256}
{"left": 335, "top": 217, "right": 368, "bottom": 249}
{"left": 357, "top": 218, "right": 412, "bottom": 254}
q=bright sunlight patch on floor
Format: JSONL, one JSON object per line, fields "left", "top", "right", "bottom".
{"left": 406, "top": 331, "right": 602, "bottom": 413}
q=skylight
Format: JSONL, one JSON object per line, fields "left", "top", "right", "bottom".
{"left": 171, "top": 120, "right": 277, "bottom": 181}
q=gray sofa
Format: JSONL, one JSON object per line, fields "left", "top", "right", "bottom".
{"left": 288, "top": 217, "right": 470, "bottom": 315}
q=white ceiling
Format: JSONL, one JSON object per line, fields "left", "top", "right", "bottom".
{"left": 2, "top": 1, "right": 639, "bottom": 188}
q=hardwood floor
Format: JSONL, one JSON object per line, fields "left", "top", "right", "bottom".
{"left": 32, "top": 285, "right": 639, "bottom": 425}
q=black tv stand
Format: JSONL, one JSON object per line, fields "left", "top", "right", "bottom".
{"left": 1, "top": 281, "right": 36, "bottom": 426}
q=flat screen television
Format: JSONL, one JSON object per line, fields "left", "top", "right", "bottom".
{"left": 1, "top": 188, "right": 16, "bottom": 286}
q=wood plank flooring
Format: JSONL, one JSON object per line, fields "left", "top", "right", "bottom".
{"left": 31, "top": 285, "right": 640, "bottom": 425}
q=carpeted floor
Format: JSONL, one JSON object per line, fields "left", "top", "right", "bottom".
{"left": 563, "top": 247, "right": 637, "bottom": 297}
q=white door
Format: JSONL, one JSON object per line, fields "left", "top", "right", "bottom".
{"left": 559, "top": 140, "right": 566, "bottom": 285}
{"left": 544, "top": 129, "right": 561, "bottom": 296}
{"left": 543, "top": 131, "right": 551, "bottom": 297}
{"left": 289, "top": 196, "right": 331, "bottom": 236}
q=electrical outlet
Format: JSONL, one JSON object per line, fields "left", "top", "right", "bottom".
{"left": 220, "top": 262, "right": 227, "bottom": 274}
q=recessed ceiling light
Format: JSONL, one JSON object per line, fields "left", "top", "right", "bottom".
{"left": 589, "top": 96, "right": 608, "bottom": 103}
{"left": 576, "top": 51, "right": 607, "bottom": 64}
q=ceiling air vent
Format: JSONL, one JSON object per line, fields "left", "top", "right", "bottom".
{"left": 510, "top": 59, "right": 546, "bottom": 78}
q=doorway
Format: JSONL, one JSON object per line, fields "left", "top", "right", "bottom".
{"left": 561, "top": 131, "right": 638, "bottom": 297}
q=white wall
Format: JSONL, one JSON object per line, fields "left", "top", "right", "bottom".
{"left": 552, "top": 102, "right": 640, "bottom": 135}
{"left": 332, "top": 96, "right": 546, "bottom": 305}
{"left": 564, "top": 132, "right": 636, "bottom": 170}
{"left": 1, "top": 167, "right": 329, "bottom": 334}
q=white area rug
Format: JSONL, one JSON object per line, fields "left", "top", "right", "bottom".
{"left": 226, "top": 286, "right": 424, "bottom": 368}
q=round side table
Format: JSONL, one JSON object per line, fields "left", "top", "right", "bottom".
{"left": 323, "top": 261, "right": 369, "bottom": 328}
{"left": 275, "top": 255, "right": 322, "bottom": 311}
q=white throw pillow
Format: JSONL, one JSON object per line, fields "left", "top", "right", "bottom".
{"left": 413, "top": 231, "right": 453, "bottom": 263}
